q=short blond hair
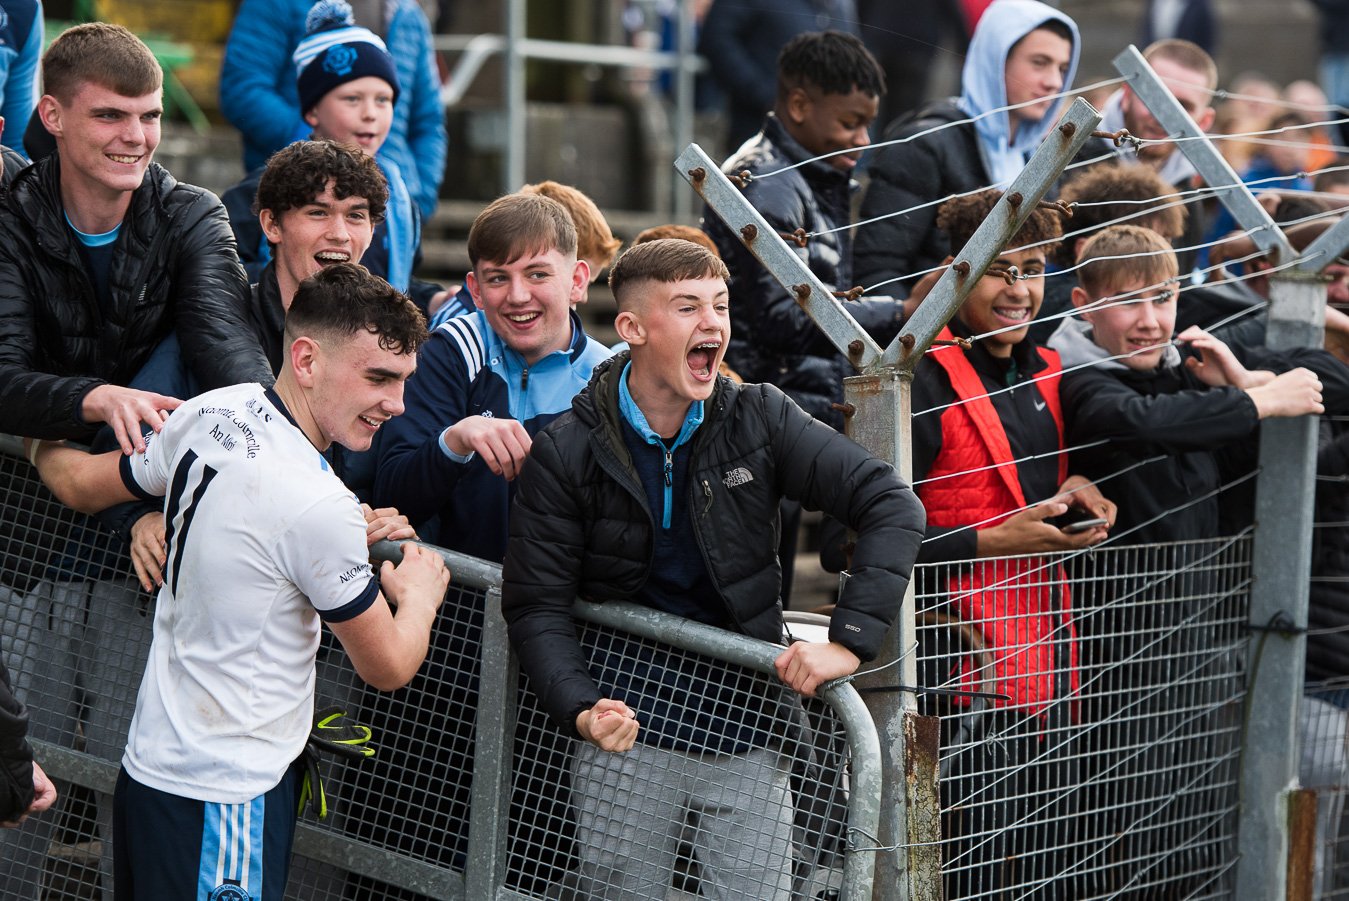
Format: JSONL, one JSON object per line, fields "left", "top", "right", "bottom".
{"left": 1076, "top": 225, "right": 1178, "bottom": 300}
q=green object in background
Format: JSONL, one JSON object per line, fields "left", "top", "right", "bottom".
{"left": 45, "top": 7, "right": 211, "bottom": 133}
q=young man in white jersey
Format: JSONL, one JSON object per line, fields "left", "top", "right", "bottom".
{"left": 26, "top": 262, "right": 449, "bottom": 900}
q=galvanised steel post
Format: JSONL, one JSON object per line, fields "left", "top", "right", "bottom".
{"left": 672, "top": 0, "right": 697, "bottom": 220}
{"left": 1240, "top": 272, "right": 1325, "bottom": 899}
{"left": 466, "top": 584, "right": 517, "bottom": 898}
{"left": 502, "top": 0, "right": 526, "bottom": 195}
{"left": 1112, "top": 45, "right": 1294, "bottom": 265}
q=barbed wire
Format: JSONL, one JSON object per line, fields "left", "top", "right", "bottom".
{"left": 910, "top": 266, "right": 1290, "bottom": 422}
{"left": 856, "top": 166, "right": 1349, "bottom": 299}
{"left": 1135, "top": 115, "right": 1349, "bottom": 151}
{"left": 911, "top": 439, "right": 1110, "bottom": 487}
{"left": 1207, "top": 86, "right": 1349, "bottom": 117}
{"left": 909, "top": 248, "right": 1272, "bottom": 357}
{"left": 750, "top": 76, "right": 1130, "bottom": 182}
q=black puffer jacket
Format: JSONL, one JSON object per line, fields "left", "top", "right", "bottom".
{"left": 854, "top": 100, "right": 987, "bottom": 293}
{"left": 0, "top": 658, "right": 33, "bottom": 823}
{"left": 0, "top": 155, "right": 272, "bottom": 441}
{"left": 501, "top": 352, "right": 926, "bottom": 732}
{"left": 703, "top": 114, "right": 904, "bottom": 427}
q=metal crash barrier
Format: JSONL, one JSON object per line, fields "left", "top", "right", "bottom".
{"left": 0, "top": 437, "right": 881, "bottom": 900}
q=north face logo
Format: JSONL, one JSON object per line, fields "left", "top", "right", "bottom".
{"left": 723, "top": 467, "right": 753, "bottom": 488}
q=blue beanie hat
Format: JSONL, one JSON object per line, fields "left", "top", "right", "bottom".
{"left": 294, "top": 0, "right": 401, "bottom": 114}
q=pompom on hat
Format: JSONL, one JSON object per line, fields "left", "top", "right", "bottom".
{"left": 293, "top": 0, "right": 401, "bottom": 114}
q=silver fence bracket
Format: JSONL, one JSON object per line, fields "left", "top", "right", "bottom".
{"left": 885, "top": 97, "right": 1103, "bottom": 370}
{"left": 674, "top": 143, "right": 885, "bottom": 371}
{"left": 1296, "top": 213, "right": 1349, "bottom": 274}
{"left": 1113, "top": 44, "right": 1295, "bottom": 266}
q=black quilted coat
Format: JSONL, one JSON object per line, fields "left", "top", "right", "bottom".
{"left": 501, "top": 353, "right": 926, "bottom": 733}
{"left": 0, "top": 154, "right": 272, "bottom": 441}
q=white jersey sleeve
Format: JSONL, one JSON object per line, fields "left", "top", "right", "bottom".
{"left": 274, "top": 490, "right": 380, "bottom": 622}
{"left": 117, "top": 423, "right": 174, "bottom": 500}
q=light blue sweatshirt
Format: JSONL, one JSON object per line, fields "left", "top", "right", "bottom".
{"left": 958, "top": 0, "right": 1081, "bottom": 187}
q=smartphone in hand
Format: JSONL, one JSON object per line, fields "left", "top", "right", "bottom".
{"left": 1049, "top": 509, "right": 1108, "bottom": 534}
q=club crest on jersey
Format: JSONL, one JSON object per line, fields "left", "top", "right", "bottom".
{"left": 209, "top": 881, "right": 251, "bottom": 901}
{"left": 722, "top": 467, "right": 753, "bottom": 488}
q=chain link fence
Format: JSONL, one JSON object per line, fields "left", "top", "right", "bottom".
{"left": 912, "top": 538, "right": 1252, "bottom": 900}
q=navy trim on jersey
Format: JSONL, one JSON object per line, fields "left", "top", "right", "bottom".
{"left": 160, "top": 449, "right": 198, "bottom": 564}
{"left": 169, "top": 459, "right": 219, "bottom": 597}
{"left": 320, "top": 573, "right": 381, "bottom": 623}
{"left": 264, "top": 387, "right": 300, "bottom": 432}
{"left": 265, "top": 386, "right": 332, "bottom": 471}
{"left": 119, "top": 452, "right": 161, "bottom": 501}
{"left": 436, "top": 314, "right": 487, "bottom": 384}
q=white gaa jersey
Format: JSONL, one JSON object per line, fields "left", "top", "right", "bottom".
{"left": 118, "top": 383, "right": 378, "bottom": 803}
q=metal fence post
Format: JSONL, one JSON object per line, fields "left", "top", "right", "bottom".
{"left": 1239, "top": 272, "right": 1326, "bottom": 899}
{"left": 465, "top": 585, "right": 518, "bottom": 898}
{"left": 672, "top": 0, "right": 697, "bottom": 220}
{"left": 844, "top": 368, "right": 944, "bottom": 901}
{"left": 502, "top": 0, "right": 526, "bottom": 195}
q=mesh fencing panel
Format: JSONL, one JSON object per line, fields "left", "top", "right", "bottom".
{"left": 1300, "top": 679, "right": 1349, "bottom": 901}
{"left": 0, "top": 445, "right": 876, "bottom": 900}
{"left": 504, "top": 618, "right": 857, "bottom": 900}
{"left": 911, "top": 537, "right": 1252, "bottom": 901}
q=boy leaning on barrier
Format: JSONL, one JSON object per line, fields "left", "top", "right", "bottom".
{"left": 23, "top": 263, "right": 448, "bottom": 901}
{"left": 1050, "top": 224, "right": 1339, "bottom": 541}
{"left": 1050, "top": 223, "right": 1345, "bottom": 896}
{"left": 905, "top": 187, "right": 1114, "bottom": 899}
{"left": 500, "top": 238, "right": 926, "bottom": 899}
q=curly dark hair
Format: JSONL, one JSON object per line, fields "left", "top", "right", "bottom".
{"left": 253, "top": 140, "right": 389, "bottom": 224}
{"left": 1056, "top": 163, "right": 1188, "bottom": 265}
{"left": 935, "top": 188, "right": 1063, "bottom": 258}
{"left": 285, "top": 263, "right": 426, "bottom": 356}
{"left": 776, "top": 30, "right": 885, "bottom": 103}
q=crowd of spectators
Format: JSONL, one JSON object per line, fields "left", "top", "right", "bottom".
{"left": 1, "top": 0, "right": 1348, "bottom": 898}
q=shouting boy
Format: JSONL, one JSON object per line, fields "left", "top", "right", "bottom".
{"left": 501, "top": 238, "right": 924, "bottom": 898}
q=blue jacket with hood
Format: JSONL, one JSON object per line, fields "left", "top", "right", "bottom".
{"left": 219, "top": 0, "right": 447, "bottom": 218}
{"left": 855, "top": 0, "right": 1079, "bottom": 291}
